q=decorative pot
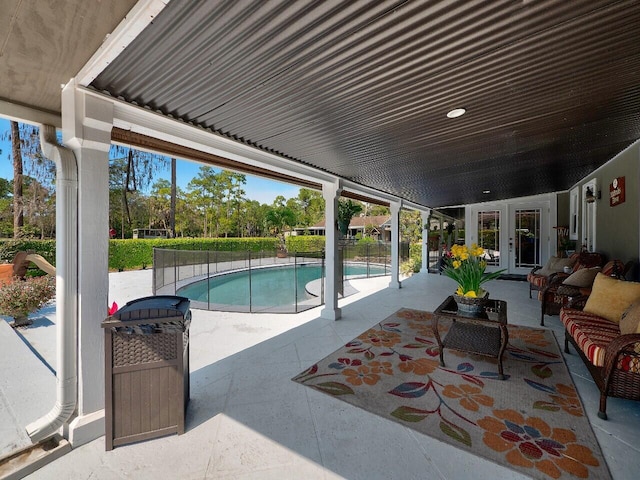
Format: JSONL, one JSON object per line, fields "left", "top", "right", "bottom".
{"left": 453, "top": 290, "right": 489, "bottom": 316}
{"left": 10, "top": 315, "right": 32, "bottom": 327}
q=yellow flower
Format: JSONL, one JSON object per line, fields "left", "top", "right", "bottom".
{"left": 464, "top": 290, "right": 477, "bottom": 298}
{"left": 459, "top": 251, "right": 469, "bottom": 261}
{"left": 456, "top": 286, "right": 464, "bottom": 295}
{"left": 452, "top": 260, "right": 461, "bottom": 269}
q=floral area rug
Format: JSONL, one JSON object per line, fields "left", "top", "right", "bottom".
{"left": 292, "top": 308, "right": 610, "bottom": 480}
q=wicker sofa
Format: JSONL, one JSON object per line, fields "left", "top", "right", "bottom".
{"left": 527, "top": 251, "right": 604, "bottom": 300}
{"left": 560, "top": 273, "right": 640, "bottom": 419}
{"left": 540, "top": 259, "right": 625, "bottom": 326}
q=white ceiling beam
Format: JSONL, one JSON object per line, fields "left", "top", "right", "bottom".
{"left": 0, "top": 100, "right": 61, "bottom": 128}
{"left": 75, "top": 0, "right": 170, "bottom": 86}
{"left": 80, "top": 84, "right": 433, "bottom": 211}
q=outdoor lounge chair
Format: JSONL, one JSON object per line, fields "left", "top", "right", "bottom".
{"left": 540, "top": 259, "right": 629, "bottom": 326}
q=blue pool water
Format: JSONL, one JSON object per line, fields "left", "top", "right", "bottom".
{"left": 177, "top": 263, "right": 387, "bottom": 308}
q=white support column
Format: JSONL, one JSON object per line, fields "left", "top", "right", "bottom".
{"left": 321, "top": 180, "right": 342, "bottom": 320}
{"left": 61, "top": 80, "right": 112, "bottom": 446}
{"left": 421, "top": 209, "right": 431, "bottom": 273}
{"left": 389, "top": 200, "right": 402, "bottom": 289}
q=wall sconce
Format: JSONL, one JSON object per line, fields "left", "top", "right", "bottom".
{"left": 585, "top": 186, "right": 600, "bottom": 203}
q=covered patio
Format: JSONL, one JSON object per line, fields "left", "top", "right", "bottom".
{"left": 1, "top": 0, "right": 640, "bottom": 477}
{"left": 3, "top": 270, "right": 639, "bottom": 479}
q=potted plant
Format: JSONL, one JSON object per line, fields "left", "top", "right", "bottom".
{"left": 441, "top": 243, "right": 505, "bottom": 314}
{"left": 0, "top": 275, "right": 56, "bottom": 327}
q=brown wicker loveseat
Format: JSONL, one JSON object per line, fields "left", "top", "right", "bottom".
{"left": 560, "top": 273, "right": 640, "bottom": 419}
{"left": 540, "top": 259, "right": 627, "bottom": 326}
{"left": 527, "top": 251, "right": 604, "bottom": 300}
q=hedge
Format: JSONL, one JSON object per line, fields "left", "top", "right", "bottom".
{"left": 1, "top": 237, "right": 279, "bottom": 272}
{"left": 0, "top": 239, "right": 56, "bottom": 266}
{"left": 286, "top": 235, "right": 325, "bottom": 252}
{"left": 2, "top": 236, "right": 416, "bottom": 272}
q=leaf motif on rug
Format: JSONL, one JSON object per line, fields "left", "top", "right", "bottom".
{"left": 292, "top": 308, "right": 611, "bottom": 480}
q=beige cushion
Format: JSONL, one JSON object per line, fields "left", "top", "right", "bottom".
{"left": 584, "top": 273, "right": 640, "bottom": 323}
{"left": 555, "top": 257, "right": 577, "bottom": 271}
{"left": 620, "top": 301, "right": 640, "bottom": 334}
{"left": 563, "top": 267, "right": 601, "bottom": 287}
{"left": 536, "top": 256, "right": 575, "bottom": 277}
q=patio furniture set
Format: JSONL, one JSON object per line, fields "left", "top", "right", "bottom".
{"left": 527, "top": 253, "right": 640, "bottom": 419}
{"left": 434, "top": 253, "right": 640, "bottom": 419}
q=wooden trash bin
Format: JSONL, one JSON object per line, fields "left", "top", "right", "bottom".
{"left": 102, "top": 295, "right": 191, "bottom": 450}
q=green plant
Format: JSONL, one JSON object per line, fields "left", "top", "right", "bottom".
{"left": 400, "top": 256, "right": 422, "bottom": 276}
{"left": 0, "top": 275, "right": 56, "bottom": 326}
{"left": 442, "top": 244, "right": 505, "bottom": 297}
{"left": 286, "top": 235, "right": 325, "bottom": 253}
{"left": 337, "top": 200, "right": 362, "bottom": 236}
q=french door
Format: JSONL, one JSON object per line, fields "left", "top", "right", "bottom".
{"left": 469, "top": 196, "right": 554, "bottom": 276}
{"left": 511, "top": 208, "right": 542, "bottom": 274}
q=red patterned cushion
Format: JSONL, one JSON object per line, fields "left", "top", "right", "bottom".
{"left": 527, "top": 273, "right": 547, "bottom": 288}
{"left": 561, "top": 308, "right": 640, "bottom": 373}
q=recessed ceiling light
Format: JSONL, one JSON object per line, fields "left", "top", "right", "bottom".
{"left": 483, "top": 190, "right": 491, "bottom": 194}
{"left": 446, "top": 108, "right": 466, "bottom": 118}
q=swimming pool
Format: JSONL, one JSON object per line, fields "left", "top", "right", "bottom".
{"left": 177, "top": 263, "right": 387, "bottom": 310}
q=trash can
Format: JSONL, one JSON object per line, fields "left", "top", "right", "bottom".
{"left": 102, "top": 295, "right": 191, "bottom": 450}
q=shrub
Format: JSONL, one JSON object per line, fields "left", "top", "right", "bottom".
{"left": 286, "top": 235, "right": 325, "bottom": 253}
{"left": 400, "top": 256, "right": 422, "bottom": 276}
{"left": 0, "top": 275, "right": 56, "bottom": 326}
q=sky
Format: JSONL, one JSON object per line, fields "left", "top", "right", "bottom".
{"left": 0, "top": 118, "right": 300, "bottom": 205}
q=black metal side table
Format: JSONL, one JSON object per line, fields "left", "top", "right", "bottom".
{"left": 432, "top": 295, "right": 509, "bottom": 380}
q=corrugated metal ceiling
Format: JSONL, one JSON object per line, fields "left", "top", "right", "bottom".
{"left": 92, "top": 0, "right": 640, "bottom": 207}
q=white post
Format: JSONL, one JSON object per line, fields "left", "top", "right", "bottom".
{"left": 421, "top": 209, "right": 431, "bottom": 273}
{"left": 389, "top": 200, "right": 402, "bottom": 289}
{"left": 321, "top": 180, "right": 342, "bottom": 320}
{"left": 62, "top": 81, "right": 113, "bottom": 446}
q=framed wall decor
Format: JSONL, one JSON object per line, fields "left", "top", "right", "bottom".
{"left": 609, "top": 177, "right": 625, "bottom": 207}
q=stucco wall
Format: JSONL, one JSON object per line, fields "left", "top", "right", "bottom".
{"left": 556, "top": 192, "right": 570, "bottom": 229}
{"left": 575, "top": 141, "right": 639, "bottom": 277}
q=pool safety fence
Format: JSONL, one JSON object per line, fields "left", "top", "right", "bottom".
{"left": 152, "top": 243, "right": 407, "bottom": 313}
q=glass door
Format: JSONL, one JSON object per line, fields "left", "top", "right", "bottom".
{"left": 511, "top": 208, "right": 541, "bottom": 273}
{"left": 477, "top": 210, "right": 501, "bottom": 267}
{"left": 469, "top": 196, "right": 553, "bottom": 276}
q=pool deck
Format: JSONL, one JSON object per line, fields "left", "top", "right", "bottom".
{"left": 1, "top": 270, "right": 640, "bottom": 479}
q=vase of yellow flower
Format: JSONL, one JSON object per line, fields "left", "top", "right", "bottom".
{"left": 443, "top": 243, "right": 505, "bottom": 315}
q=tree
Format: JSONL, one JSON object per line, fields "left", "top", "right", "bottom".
{"left": 108, "top": 145, "right": 169, "bottom": 234}
{"left": 1, "top": 122, "right": 52, "bottom": 238}
{"left": 243, "top": 200, "right": 269, "bottom": 237}
{"left": 337, "top": 199, "right": 363, "bottom": 236}
{"left": 0, "top": 178, "right": 13, "bottom": 237}
{"left": 187, "top": 166, "right": 222, "bottom": 237}
{"left": 400, "top": 209, "right": 422, "bottom": 244}
{"left": 10, "top": 121, "right": 23, "bottom": 237}
{"left": 265, "top": 196, "right": 297, "bottom": 250}
{"left": 285, "top": 188, "right": 324, "bottom": 228}
{"left": 22, "top": 176, "right": 55, "bottom": 238}
{"left": 370, "top": 204, "right": 390, "bottom": 216}
{"left": 148, "top": 179, "right": 174, "bottom": 231}
{"left": 217, "top": 170, "right": 246, "bottom": 237}
{"left": 170, "top": 158, "right": 177, "bottom": 238}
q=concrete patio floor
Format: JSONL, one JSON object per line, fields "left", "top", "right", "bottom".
{"left": 2, "top": 270, "right": 640, "bottom": 479}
